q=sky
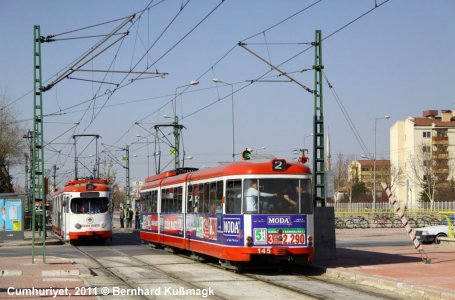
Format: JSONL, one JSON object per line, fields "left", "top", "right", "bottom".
{"left": 1, "top": 0, "right": 454, "bottom": 188}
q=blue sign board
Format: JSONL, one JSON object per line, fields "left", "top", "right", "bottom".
{"left": 0, "top": 195, "right": 24, "bottom": 240}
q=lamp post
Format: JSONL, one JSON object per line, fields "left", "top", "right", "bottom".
{"left": 173, "top": 80, "right": 199, "bottom": 169}
{"left": 373, "top": 115, "right": 390, "bottom": 210}
{"left": 212, "top": 78, "right": 235, "bottom": 162}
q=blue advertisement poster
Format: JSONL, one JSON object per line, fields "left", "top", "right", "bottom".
{"left": 0, "top": 196, "right": 24, "bottom": 240}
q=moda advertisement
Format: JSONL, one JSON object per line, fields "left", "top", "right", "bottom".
{"left": 251, "top": 215, "right": 307, "bottom": 246}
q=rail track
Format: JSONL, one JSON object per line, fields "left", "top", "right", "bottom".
{"left": 63, "top": 231, "right": 404, "bottom": 299}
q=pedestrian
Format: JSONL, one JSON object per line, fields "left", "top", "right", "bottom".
{"left": 135, "top": 209, "right": 140, "bottom": 230}
{"left": 119, "top": 207, "right": 125, "bottom": 228}
{"left": 126, "top": 208, "right": 133, "bottom": 228}
{"left": 245, "top": 180, "right": 276, "bottom": 213}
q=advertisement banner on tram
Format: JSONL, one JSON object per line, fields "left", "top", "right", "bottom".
{"left": 251, "top": 215, "right": 307, "bottom": 246}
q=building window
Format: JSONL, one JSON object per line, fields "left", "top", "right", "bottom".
{"left": 422, "top": 145, "right": 431, "bottom": 153}
{"left": 423, "top": 131, "right": 431, "bottom": 138}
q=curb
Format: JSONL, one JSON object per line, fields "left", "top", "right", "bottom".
{"left": 322, "top": 267, "right": 455, "bottom": 300}
{"left": 0, "top": 239, "right": 63, "bottom": 248}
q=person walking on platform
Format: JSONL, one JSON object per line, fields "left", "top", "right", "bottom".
{"left": 126, "top": 208, "right": 133, "bottom": 228}
{"left": 119, "top": 207, "right": 125, "bottom": 228}
{"left": 135, "top": 209, "right": 140, "bottom": 230}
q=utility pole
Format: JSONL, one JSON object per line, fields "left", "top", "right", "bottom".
{"left": 32, "top": 25, "right": 46, "bottom": 263}
{"left": 123, "top": 145, "right": 130, "bottom": 206}
{"left": 313, "top": 29, "right": 325, "bottom": 207}
{"left": 52, "top": 165, "right": 58, "bottom": 192}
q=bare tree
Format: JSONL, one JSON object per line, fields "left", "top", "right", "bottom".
{"left": 406, "top": 142, "right": 439, "bottom": 209}
{"left": 0, "top": 92, "right": 25, "bottom": 192}
{"left": 332, "top": 153, "right": 355, "bottom": 203}
{"left": 99, "top": 158, "right": 124, "bottom": 209}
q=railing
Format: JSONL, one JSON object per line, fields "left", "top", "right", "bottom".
{"left": 328, "top": 201, "right": 455, "bottom": 212}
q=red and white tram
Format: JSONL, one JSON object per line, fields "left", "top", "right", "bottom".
{"left": 139, "top": 159, "right": 313, "bottom": 268}
{"left": 51, "top": 179, "right": 113, "bottom": 242}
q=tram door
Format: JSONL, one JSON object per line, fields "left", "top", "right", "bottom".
{"left": 63, "top": 195, "right": 69, "bottom": 238}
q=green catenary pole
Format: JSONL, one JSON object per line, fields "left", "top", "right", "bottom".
{"left": 313, "top": 30, "right": 325, "bottom": 207}
{"left": 125, "top": 145, "right": 130, "bottom": 206}
{"left": 32, "top": 25, "right": 46, "bottom": 263}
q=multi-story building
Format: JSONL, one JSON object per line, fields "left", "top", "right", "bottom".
{"left": 349, "top": 159, "right": 390, "bottom": 195}
{"left": 390, "top": 110, "right": 455, "bottom": 209}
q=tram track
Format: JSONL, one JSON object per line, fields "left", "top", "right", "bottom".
{"left": 70, "top": 241, "right": 231, "bottom": 299}
{"left": 163, "top": 245, "right": 403, "bottom": 299}
{"left": 62, "top": 230, "right": 403, "bottom": 299}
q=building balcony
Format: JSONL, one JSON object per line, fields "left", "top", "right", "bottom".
{"left": 432, "top": 165, "right": 449, "bottom": 173}
{"left": 432, "top": 136, "right": 449, "bottom": 144}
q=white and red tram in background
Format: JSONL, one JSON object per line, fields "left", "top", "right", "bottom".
{"left": 139, "top": 159, "right": 314, "bottom": 268}
{"left": 51, "top": 179, "right": 113, "bottom": 242}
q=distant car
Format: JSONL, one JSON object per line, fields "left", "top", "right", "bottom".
{"left": 415, "top": 215, "right": 455, "bottom": 244}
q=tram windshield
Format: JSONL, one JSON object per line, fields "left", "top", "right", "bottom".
{"left": 243, "top": 178, "right": 312, "bottom": 214}
{"left": 70, "top": 197, "right": 109, "bottom": 214}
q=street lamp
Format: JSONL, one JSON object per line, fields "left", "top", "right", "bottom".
{"left": 212, "top": 78, "right": 235, "bottom": 162}
{"left": 373, "top": 115, "right": 390, "bottom": 210}
{"left": 173, "top": 80, "right": 199, "bottom": 169}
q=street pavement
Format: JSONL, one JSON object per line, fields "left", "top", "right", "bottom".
{"left": 315, "top": 228, "right": 455, "bottom": 300}
{"left": 1, "top": 228, "right": 454, "bottom": 299}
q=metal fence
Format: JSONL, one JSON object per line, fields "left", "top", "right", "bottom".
{"left": 328, "top": 201, "right": 455, "bottom": 229}
{"left": 328, "top": 201, "right": 455, "bottom": 212}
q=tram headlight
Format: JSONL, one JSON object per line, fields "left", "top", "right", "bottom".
{"left": 246, "top": 236, "right": 253, "bottom": 247}
{"left": 308, "top": 235, "right": 313, "bottom": 247}
{"left": 101, "top": 222, "right": 106, "bottom": 228}
{"left": 75, "top": 223, "right": 82, "bottom": 229}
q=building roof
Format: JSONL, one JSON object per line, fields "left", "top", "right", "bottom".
{"left": 412, "top": 117, "right": 455, "bottom": 128}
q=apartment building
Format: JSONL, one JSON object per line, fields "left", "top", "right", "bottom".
{"left": 349, "top": 159, "right": 390, "bottom": 195}
{"left": 390, "top": 110, "right": 455, "bottom": 209}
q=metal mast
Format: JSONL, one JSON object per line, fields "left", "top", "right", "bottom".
{"left": 313, "top": 30, "right": 325, "bottom": 207}
{"left": 124, "top": 145, "right": 130, "bottom": 206}
{"left": 32, "top": 25, "right": 46, "bottom": 263}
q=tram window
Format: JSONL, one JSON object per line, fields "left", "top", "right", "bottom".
{"left": 175, "top": 186, "right": 183, "bottom": 213}
{"left": 161, "top": 188, "right": 171, "bottom": 213}
{"left": 64, "top": 196, "right": 70, "bottom": 213}
{"left": 191, "top": 184, "right": 202, "bottom": 213}
{"left": 187, "top": 185, "right": 193, "bottom": 213}
{"left": 243, "top": 178, "right": 311, "bottom": 214}
{"left": 140, "top": 191, "right": 152, "bottom": 213}
{"left": 151, "top": 190, "right": 158, "bottom": 212}
{"left": 202, "top": 183, "right": 209, "bottom": 213}
{"left": 209, "top": 182, "right": 217, "bottom": 214}
{"left": 215, "top": 181, "right": 223, "bottom": 214}
{"left": 70, "top": 197, "right": 109, "bottom": 214}
{"left": 161, "top": 187, "right": 182, "bottom": 213}
{"left": 226, "top": 180, "right": 241, "bottom": 214}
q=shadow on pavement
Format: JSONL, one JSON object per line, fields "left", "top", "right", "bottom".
{"left": 315, "top": 247, "right": 422, "bottom": 268}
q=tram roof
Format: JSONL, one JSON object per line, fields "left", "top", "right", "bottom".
{"left": 141, "top": 159, "right": 311, "bottom": 190}
{"left": 55, "top": 178, "right": 111, "bottom": 194}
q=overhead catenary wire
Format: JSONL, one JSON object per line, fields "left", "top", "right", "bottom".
{"left": 11, "top": 0, "right": 395, "bottom": 182}
{"left": 182, "top": 0, "right": 392, "bottom": 123}
{"left": 322, "top": 71, "right": 371, "bottom": 157}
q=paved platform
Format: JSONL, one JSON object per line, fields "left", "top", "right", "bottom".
{"left": 0, "top": 255, "right": 95, "bottom": 299}
{"left": 315, "top": 229, "right": 455, "bottom": 300}
{"left": 1, "top": 229, "right": 454, "bottom": 299}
